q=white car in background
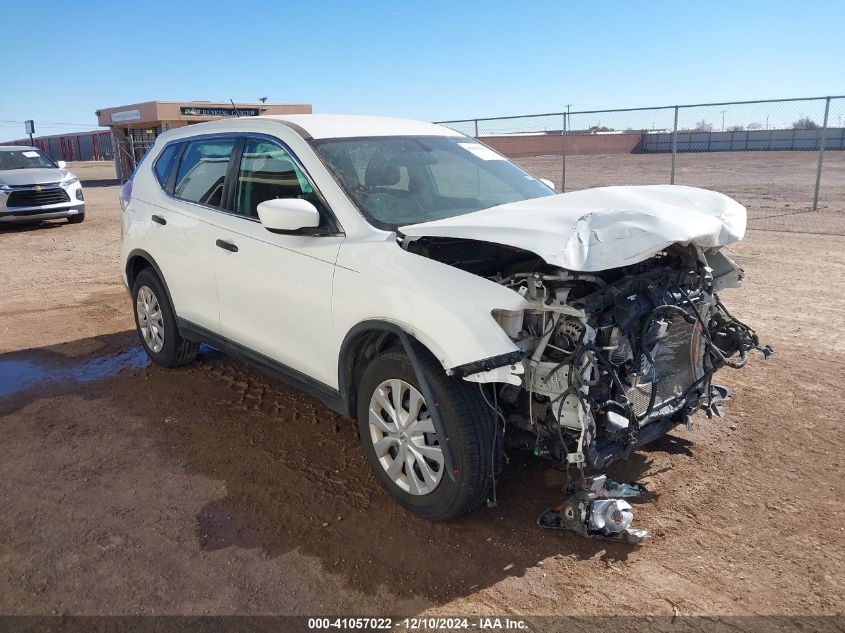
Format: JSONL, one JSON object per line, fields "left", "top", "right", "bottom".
{"left": 0, "top": 146, "right": 85, "bottom": 225}
{"left": 120, "top": 115, "right": 768, "bottom": 529}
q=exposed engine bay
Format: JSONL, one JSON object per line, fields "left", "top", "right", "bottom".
{"left": 407, "top": 236, "right": 773, "bottom": 541}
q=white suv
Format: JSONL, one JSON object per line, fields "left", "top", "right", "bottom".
{"left": 121, "top": 115, "right": 768, "bottom": 522}
{"left": 0, "top": 146, "right": 85, "bottom": 225}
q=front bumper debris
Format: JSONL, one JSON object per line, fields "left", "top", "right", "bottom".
{"left": 538, "top": 474, "right": 649, "bottom": 544}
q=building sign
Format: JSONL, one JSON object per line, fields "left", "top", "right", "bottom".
{"left": 24, "top": 120, "right": 35, "bottom": 134}
{"left": 180, "top": 106, "right": 260, "bottom": 117}
{"left": 111, "top": 109, "right": 141, "bottom": 123}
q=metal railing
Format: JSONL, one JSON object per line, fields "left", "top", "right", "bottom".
{"left": 437, "top": 96, "right": 845, "bottom": 236}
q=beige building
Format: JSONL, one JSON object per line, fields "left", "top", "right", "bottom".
{"left": 95, "top": 100, "right": 312, "bottom": 179}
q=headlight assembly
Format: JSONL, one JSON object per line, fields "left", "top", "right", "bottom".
{"left": 492, "top": 309, "right": 524, "bottom": 339}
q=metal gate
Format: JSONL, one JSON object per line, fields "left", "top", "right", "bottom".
{"left": 116, "top": 126, "right": 162, "bottom": 179}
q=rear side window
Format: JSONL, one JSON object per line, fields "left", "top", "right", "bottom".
{"left": 153, "top": 143, "right": 180, "bottom": 189}
{"left": 174, "top": 138, "right": 236, "bottom": 208}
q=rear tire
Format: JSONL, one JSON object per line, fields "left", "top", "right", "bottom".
{"left": 132, "top": 268, "right": 197, "bottom": 367}
{"left": 356, "top": 347, "right": 495, "bottom": 521}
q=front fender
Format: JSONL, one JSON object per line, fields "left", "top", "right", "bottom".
{"left": 332, "top": 239, "right": 528, "bottom": 372}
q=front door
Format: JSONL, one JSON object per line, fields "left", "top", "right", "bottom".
{"left": 211, "top": 137, "right": 343, "bottom": 387}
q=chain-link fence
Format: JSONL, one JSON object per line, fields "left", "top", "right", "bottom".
{"left": 437, "top": 96, "right": 845, "bottom": 236}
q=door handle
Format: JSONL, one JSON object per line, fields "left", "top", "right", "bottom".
{"left": 151, "top": 214, "right": 166, "bottom": 225}
{"left": 215, "top": 239, "right": 239, "bottom": 253}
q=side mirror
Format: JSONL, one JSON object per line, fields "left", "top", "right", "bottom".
{"left": 257, "top": 198, "right": 320, "bottom": 233}
{"left": 57, "top": 160, "right": 67, "bottom": 169}
{"left": 539, "top": 178, "right": 556, "bottom": 191}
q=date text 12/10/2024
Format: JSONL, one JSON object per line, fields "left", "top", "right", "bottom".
{"left": 307, "top": 617, "right": 529, "bottom": 630}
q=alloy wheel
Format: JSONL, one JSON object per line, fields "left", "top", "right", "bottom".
{"left": 368, "top": 378, "right": 444, "bottom": 495}
{"left": 136, "top": 285, "right": 165, "bottom": 353}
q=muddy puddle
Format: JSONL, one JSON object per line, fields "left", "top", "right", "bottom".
{"left": 0, "top": 347, "right": 150, "bottom": 398}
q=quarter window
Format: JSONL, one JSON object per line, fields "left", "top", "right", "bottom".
{"left": 234, "top": 139, "right": 316, "bottom": 218}
{"left": 153, "top": 143, "right": 180, "bottom": 189}
{"left": 174, "top": 138, "right": 236, "bottom": 208}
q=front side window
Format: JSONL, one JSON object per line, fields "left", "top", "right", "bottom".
{"left": 174, "top": 138, "right": 235, "bottom": 208}
{"left": 312, "top": 136, "right": 553, "bottom": 228}
{"left": 233, "top": 139, "right": 316, "bottom": 218}
{"left": 0, "top": 149, "right": 56, "bottom": 171}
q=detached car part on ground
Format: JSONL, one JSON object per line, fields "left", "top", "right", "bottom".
{"left": 120, "top": 115, "right": 770, "bottom": 542}
{"left": 0, "top": 146, "right": 85, "bottom": 225}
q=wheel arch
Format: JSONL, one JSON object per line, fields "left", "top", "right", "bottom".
{"left": 338, "top": 319, "right": 460, "bottom": 480}
{"left": 125, "top": 249, "right": 179, "bottom": 322}
{"left": 337, "top": 320, "right": 448, "bottom": 419}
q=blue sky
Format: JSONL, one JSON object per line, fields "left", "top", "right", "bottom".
{"left": 1, "top": 0, "right": 843, "bottom": 138}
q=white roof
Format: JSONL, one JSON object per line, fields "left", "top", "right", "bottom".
{"left": 261, "top": 114, "right": 463, "bottom": 139}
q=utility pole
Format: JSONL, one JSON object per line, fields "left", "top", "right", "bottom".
{"left": 720, "top": 110, "right": 727, "bottom": 132}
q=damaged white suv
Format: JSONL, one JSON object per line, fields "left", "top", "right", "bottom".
{"left": 121, "top": 115, "right": 770, "bottom": 529}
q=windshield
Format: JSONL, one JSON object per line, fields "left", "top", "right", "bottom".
{"left": 312, "top": 136, "right": 554, "bottom": 228}
{"left": 0, "top": 149, "right": 56, "bottom": 171}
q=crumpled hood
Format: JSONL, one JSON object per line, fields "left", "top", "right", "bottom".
{"left": 0, "top": 168, "right": 72, "bottom": 186}
{"left": 400, "top": 185, "right": 747, "bottom": 272}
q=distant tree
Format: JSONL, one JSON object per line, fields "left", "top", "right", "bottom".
{"left": 726, "top": 124, "right": 745, "bottom": 132}
{"left": 793, "top": 117, "right": 820, "bottom": 130}
{"left": 746, "top": 122, "right": 763, "bottom": 130}
{"left": 588, "top": 125, "right": 614, "bottom": 133}
{"left": 694, "top": 120, "right": 714, "bottom": 132}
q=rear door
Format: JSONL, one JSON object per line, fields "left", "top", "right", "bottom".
{"left": 209, "top": 136, "right": 344, "bottom": 386}
{"left": 153, "top": 136, "right": 238, "bottom": 331}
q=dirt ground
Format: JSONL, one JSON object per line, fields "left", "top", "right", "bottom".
{"left": 0, "top": 161, "right": 843, "bottom": 622}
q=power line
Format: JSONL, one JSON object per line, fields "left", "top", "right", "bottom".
{"left": 0, "top": 120, "right": 100, "bottom": 127}
{"left": 0, "top": 125, "right": 105, "bottom": 131}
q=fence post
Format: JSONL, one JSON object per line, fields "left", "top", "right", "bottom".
{"left": 812, "top": 97, "right": 831, "bottom": 210}
{"left": 474, "top": 119, "right": 479, "bottom": 138}
{"left": 110, "top": 132, "right": 122, "bottom": 180}
{"left": 560, "top": 112, "right": 567, "bottom": 193}
{"left": 670, "top": 106, "right": 679, "bottom": 184}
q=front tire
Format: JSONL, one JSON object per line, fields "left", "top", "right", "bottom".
{"left": 356, "top": 347, "right": 495, "bottom": 521}
{"left": 132, "top": 268, "right": 197, "bottom": 367}
{"left": 67, "top": 212, "right": 85, "bottom": 224}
